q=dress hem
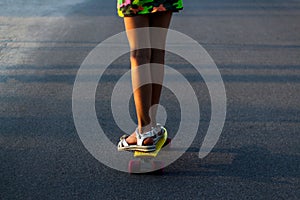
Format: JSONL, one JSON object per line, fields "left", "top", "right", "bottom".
{"left": 118, "top": 8, "right": 183, "bottom": 18}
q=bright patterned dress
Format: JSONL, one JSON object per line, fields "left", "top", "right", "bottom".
{"left": 117, "top": 0, "right": 183, "bottom": 17}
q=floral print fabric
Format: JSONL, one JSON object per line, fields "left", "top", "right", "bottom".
{"left": 117, "top": 0, "right": 183, "bottom": 17}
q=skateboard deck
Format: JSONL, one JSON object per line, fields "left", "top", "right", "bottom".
{"left": 128, "top": 128, "right": 169, "bottom": 173}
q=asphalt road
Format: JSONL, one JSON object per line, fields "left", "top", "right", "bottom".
{"left": 1, "top": 0, "right": 300, "bottom": 199}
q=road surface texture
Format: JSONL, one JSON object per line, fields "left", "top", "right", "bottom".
{"left": 0, "top": 0, "right": 299, "bottom": 199}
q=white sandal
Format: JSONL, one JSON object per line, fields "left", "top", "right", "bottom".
{"left": 152, "top": 123, "right": 166, "bottom": 144}
{"left": 117, "top": 128, "right": 156, "bottom": 152}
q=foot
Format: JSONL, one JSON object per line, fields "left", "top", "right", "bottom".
{"left": 125, "top": 124, "right": 165, "bottom": 145}
{"left": 125, "top": 131, "right": 154, "bottom": 146}
{"left": 117, "top": 128, "right": 156, "bottom": 152}
{"left": 117, "top": 125, "right": 166, "bottom": 152}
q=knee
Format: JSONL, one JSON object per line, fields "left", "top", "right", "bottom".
{"left": 130, "top": 48, "right": 151, "bottom": 65}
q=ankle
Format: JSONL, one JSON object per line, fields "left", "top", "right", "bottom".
{"left": 137, "top": 124, "right": 152, "bottom": 134}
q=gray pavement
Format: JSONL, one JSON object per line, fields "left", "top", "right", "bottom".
{"left": 1, "top": 0, "right": 300, "bottom": 199}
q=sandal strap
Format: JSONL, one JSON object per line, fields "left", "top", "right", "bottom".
{"left": 152, "top": 123, "right": 165, "bottom": 144}
{"left": 152, "top": 123, "right": 163, "bottom": 135}
{"left": 120, "top": 134, "right": 129, "bottom": 140}
{"left": 118, "top": 134, "right": 129, "bottom": 147}
{"left": 135, "top": 128, "right": 155, "bottom": 146}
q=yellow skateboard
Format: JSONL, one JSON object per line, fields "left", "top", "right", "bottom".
{"left": 128, "top": 128, "right": 170, "bottom": 173}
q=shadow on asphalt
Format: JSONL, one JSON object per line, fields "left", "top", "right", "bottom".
{"left": 165, "top": 145, "right": 299, "bottom": 183}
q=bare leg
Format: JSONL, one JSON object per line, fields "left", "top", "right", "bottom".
{"left": 149, "top": 11, "right": 173, "bottom": 127}
{"left": 123, "top": 15, "right": 153, "bottom": 145}
{"left": 122, "top": 12, "right": 172, "bottom": 146}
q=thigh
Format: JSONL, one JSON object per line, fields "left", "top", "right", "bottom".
{"left": 149, "top": 11, "right": 172, "bottom": 29}
{"left": 149, "top": 11, "right": 172, "bottom": 50}
{"left": 124, "top": 16, "right": 151, "bottom": 50}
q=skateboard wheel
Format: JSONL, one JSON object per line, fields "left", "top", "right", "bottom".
{"left": 152, "top": 161, "right": 164, "bottom": 173}
{"left": 128, "top": 160, "right": 141, "bottom": 173}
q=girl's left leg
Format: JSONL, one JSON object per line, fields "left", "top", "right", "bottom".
{"left": 122, "top": 15, "right": 154, "bottom": 146}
